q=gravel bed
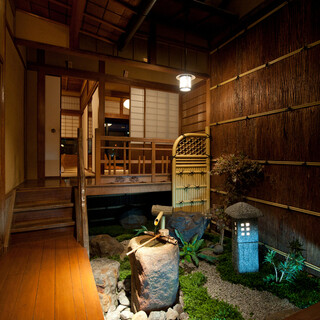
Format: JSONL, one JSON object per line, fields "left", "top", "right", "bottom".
{"left": 197, "top": 260, "right": 296, "bottom": 320}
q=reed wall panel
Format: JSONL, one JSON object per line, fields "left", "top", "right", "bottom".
{"left": 181, "top": 82, "right": 207, "bottom": 134}
{"left": 210, "top": 0, "right": 320, "bottom": 268}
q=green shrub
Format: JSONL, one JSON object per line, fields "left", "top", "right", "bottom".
{"left": 179, "top": 272, "right": 244, "bottom": 320}
{"left": 175, "top": 230, "right": 217, "bottom": 267}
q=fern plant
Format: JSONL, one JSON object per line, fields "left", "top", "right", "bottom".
{"left": 134, "top": 225, "right": 148, "bottom": 236}
{"left": 175, "top": 230, "right": 217, "bottom": 267}
{"left": 263, "top": 240, "right": 305, "bottom": 284}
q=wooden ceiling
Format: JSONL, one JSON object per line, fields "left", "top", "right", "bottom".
{"left": 14, "top": 0, "right": 277, "bottom": 52}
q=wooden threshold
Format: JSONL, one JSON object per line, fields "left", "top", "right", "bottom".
{"left": 86, "top": 181, "right": 171, "bottom": 196}
{"left": 0, "top": 236, "right": 104, "bottom": 320}
{"left": 14, "top": 200, "right": 74, "bottom": 212}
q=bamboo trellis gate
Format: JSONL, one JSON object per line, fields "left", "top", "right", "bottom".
{"left": 172, "top": 127, "right": 211, "bottom": 213}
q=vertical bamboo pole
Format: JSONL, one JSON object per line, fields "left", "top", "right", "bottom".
{"left": 151, "top": 142, "right": 156, "bottom": 182}
{"left": 205, "top": 126, "right": 211, "bottom": 212}
{"left": 95, "top": 128, "right": 101, "bottom": 185}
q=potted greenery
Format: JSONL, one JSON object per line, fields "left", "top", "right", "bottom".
{"left": 211, "top": 153, "right": 264, "bottom": 251}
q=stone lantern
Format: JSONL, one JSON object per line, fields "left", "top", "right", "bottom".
{"left": 225, "top": 202, "right": 263, "bottom": 273}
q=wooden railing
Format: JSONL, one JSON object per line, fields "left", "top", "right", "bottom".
{"left": 75, "top": 128, "right": 89, "bottom": 255}
{"left": 95, "top": 129, "right": 175, "bottom": 184}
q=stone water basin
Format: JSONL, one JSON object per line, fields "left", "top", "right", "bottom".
{"left": 128, "top": 235, "right": 179, "bottom": 313}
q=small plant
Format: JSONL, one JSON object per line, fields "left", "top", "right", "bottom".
{"left": 175, "top": 230, "right": 217, "bottom": 267}
{"left": 134, "top": 225, "right": 148, "bottom": 236}
{"left": 263, "top": 240, "right": 305, "bottom": 284}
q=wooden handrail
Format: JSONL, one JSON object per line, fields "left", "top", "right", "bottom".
{"left": 76, "top": 128, "right": 89, "bottom": 255}
{"left": 95, "top": 131, "right": 174, "bottom": 182}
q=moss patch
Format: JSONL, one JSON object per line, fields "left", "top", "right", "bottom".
{"left": 179, "top": 272, "right": 245, "bottom": 320}
{"left": 110, "top": 255, "right": 131, "bottom": 281}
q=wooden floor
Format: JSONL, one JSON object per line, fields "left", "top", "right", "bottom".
{"left": 0, "top": 236, "right": 104, "bottom": 320}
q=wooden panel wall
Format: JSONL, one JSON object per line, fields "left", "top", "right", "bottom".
{"left": 181, "top": 81, "right": 206, "bottom": 134}
{"left": 209, "top": 0, "right": 320, "bottom": 268}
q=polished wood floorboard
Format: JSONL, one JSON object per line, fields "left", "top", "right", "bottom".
{"left": 0, "top": 237, "right": 103, "bottom": 320}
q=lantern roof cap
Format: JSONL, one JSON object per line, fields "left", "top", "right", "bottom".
{"left": 225, "top": 202, "right": 263, "bottom": 219}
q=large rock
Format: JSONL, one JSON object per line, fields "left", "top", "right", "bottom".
{"left": 91, "top": 258, "right": 120, "bottom": 313}
{"left": 90, "top": 234, "right": 124, "bottom": 258}
{"left": 167, "top": 211, "right": 210, "bottom": 242}
{"left": 128, "top": 235, "right": 179, "bottom": 313}
{"left": 120, "top": 207, "right": 147, "bottom": 229}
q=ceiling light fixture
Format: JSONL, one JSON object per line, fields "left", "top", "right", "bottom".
{"left": 123, "top": 99, "right": 130, "bottom": 109}
{"left": 177, "top": 5, "right": 195, "bottom": 92}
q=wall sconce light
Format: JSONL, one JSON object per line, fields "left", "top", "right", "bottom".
{"left": 176, "top": 73, "right": 195, "bottom": 92}
{"left": 123, "top": 99, "right": 130, "bottom": 109}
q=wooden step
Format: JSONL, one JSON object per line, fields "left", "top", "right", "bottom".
{"left": 11, "top": 218, "right": 75, "bottom": 233}
{"left": 13, "top": 200, "right": 74, "bottom": 224}
{"left": 10, "top": 226, "right": 75, "bottom": 245}
{"left": 14, "top": 200, "right": 74, "bottom": 212}
{"left": 15, "top": 187, "right": 73, "bottom": 205}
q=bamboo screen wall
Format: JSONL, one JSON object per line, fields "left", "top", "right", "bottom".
{"left": 172, "top": 131, "right": 210, "bottom": 213}
{"left": 181, "top": 82, "right": 207, "bottom": 134}
{"left": 209, "top": 0, "right": 320, "bottom": 271}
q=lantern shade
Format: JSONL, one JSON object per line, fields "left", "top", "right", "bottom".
{"left": 176, "top": 74, "right": 195, "bottom": 92}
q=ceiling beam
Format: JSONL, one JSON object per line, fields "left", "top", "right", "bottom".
{"left": 16, "top": 38, "right": 209, "bottom": 79}
{"left": 115, "top": 0, "right": 138, "bottom": 15}
{"left": 48, "top": 0, "right": 71, "bottom": 10}
{"left": 69, "top": 0, "right": 86, "bottom": 49}
{"left": 83, "top": 13, "right": 125, "bottom": 33}
{"left": 80, "top": 30, "right": 115, "bottom": 45}
{"left": 118, "top": 0, "right": 157, "bottom": 51}
{"left": 191, "top": 0, "right": 238, "bottom": 20}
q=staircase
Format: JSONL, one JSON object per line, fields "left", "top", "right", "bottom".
{"left": 10, "top": 185, "right": 75, "bottom": 245}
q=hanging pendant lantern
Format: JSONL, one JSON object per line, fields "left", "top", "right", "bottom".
{"left": 176, "top": 73, "right": 195, "bottom": 92}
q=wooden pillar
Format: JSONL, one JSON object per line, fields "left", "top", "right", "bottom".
{"left": 95, "top": 128, "right": 101, "bottom": 185}
{"left": 206, "top": 78, "right": 211, "bottom": 126}
{"left": 98, "top": 61, "right": 105, "bottom": 135}
{"left": 0, "top": 60, "right": 5, "bottom": 254}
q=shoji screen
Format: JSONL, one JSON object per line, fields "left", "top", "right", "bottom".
{"left": 145, "top": 89, "right": 179, "bottom": 140}
{"left": 130, "top": 87, "right": 145, "bottom": 138}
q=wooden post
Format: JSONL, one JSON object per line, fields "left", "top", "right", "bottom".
{"left": 95, "top": 128, "right": 101, "bottom": 184}
{"left": 161, "top": 156, "right": 164, "bottom": 174}
{"left": 166, "top": 156, "right": 169, "bottom": 173}
{"left": 129, "top": 142, "right": 132, "bottom": 174}
{"left": 138, "top": 156, "right": 141, "bottom": 174}
{"left": 108, "top": 154, "right": 112, "bottom": 175}
{"left": 205, "top": 126, "right": 211, "bottom": 212}
{"left": 77, "top": 128, "right": 89, "bottom": 255}
{"left": 113, "top": 155, "right": 116, "bottom": 175}
{"left": 143, "top": 155, "right": 146, "bottom": 174}
{"left": 151, "top": 142, "right": 156, "bottom": 182}
{"left": 123, "top": 142, "right": 127, "bottom": 174}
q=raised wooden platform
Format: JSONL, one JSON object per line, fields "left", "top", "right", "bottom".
{"left": 0, "top": 236, "right": 104, "bottom": 320}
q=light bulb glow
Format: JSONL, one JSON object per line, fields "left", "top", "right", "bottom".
{"left": 176, "top": 74, "right": 195, "bottom": 92}
{"left": 123, "top": 99, "right": 130, "bottom": 109}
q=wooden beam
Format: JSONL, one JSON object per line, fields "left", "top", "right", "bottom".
{"left": 79, "top": 30, "right": 115, "bottom": 45}
{"left": 115, "top": 0, "right": 138, "bottom": 15}
{"left": 48, "top": 0, "right": 71, "bottom": 10}
{"left": 27, "top": 62, "right": 180, "bottom": 93}
{"left": 16, "top": 38, "right": 210, "bottom": 79}
{"left": 83, "top": 13, "right": 125, "bottom": 33}
{"left": 61, "top": 89, "right": 80, "bottom": 97}
{"left": 69, "top": 0, "right": 86, "bottom": 49}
